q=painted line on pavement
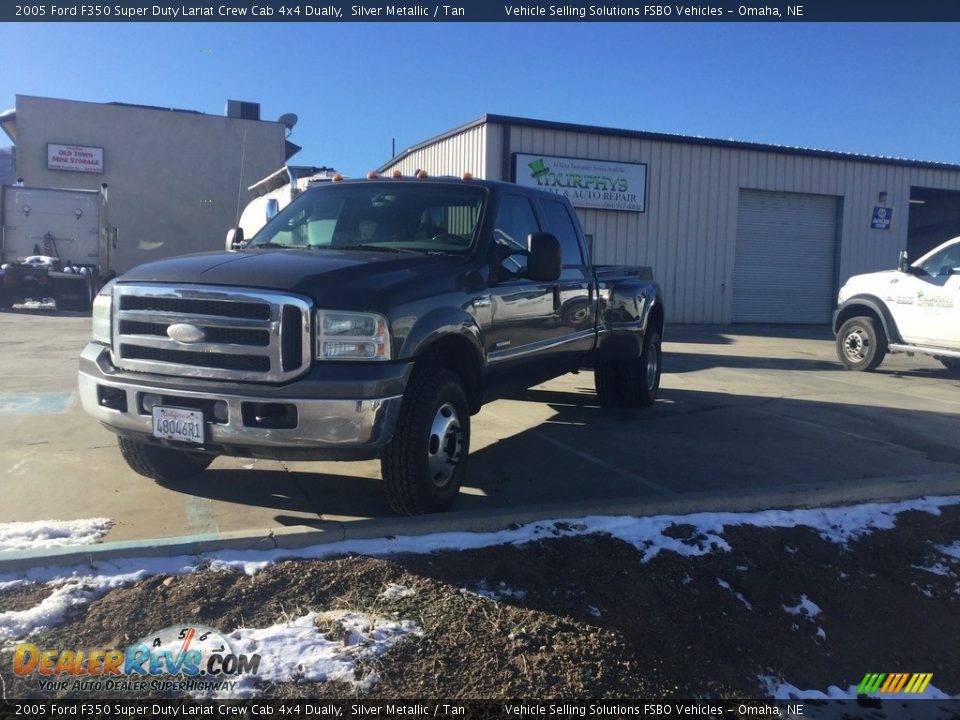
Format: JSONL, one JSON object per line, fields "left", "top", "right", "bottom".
{"left": 0, "top": 393, "right": 75, "bottom": 415}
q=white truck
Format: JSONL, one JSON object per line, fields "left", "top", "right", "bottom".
{"left": 834, "top": 235, "right": 960, "bottom": 372}
{"left": 230, "top": 165, "right": 338, "bottom": 249}
{"left": 0, "top": 183, "right": 116, "bottom": 310}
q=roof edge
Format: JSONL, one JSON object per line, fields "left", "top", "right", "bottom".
{"left": 381, "top": 113, "right": 960, "bottom": 174}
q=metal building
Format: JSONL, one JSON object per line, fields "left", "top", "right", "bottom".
{"left": 379, "top": 115, "right": 960, "bottom": 324}
{"left": 1, "top": 95, "right": 292, "bottom": 272}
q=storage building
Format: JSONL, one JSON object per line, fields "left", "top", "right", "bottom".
{"left": 1, "top": 95, "right": 293, "bottom": 272}
{"left": 380, "top": 115, "right": 960, "bottom": 324}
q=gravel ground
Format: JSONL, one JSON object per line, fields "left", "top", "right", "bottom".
{"left": 1, "top": 504, "right": 958, "bottom": 703}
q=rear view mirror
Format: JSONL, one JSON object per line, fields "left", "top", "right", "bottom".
{"left": 265, "top": 198, "right": 280, "bottom": 222}
{"left": 897, "top": 250, "right": 910, "bottom": 273}
{"left": 527, "top": 232, "right": 561, "bottom": 281}
{"left": 226, "top": 227, "right": 245, "bottom": 252}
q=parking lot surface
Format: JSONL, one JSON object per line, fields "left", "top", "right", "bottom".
{"left": 2, "top": 310, "right": 959, "bottom": 548}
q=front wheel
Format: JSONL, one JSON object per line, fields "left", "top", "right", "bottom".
{"left": 381, "top": 367, "right": 470, "bottom": 515}
{"left": 118, "top": 437, "right": 214, "bottom": 482}
{"left": 836, "top": 316, "right": 887, "bottom": 371}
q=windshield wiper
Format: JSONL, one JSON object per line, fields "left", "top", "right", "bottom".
{"left": 345, "top": 244, "right": 422, "bottom": 255}
{"left": 248, "top": 242, "right": 306, "bottom": 250}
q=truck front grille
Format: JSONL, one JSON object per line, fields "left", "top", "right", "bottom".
{"left": 112, "top": 284, "right": 312, "bottom": 382}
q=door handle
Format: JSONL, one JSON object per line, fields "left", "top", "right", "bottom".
{"left": 472, "top": 295, "right": 491, "bottom": 308}
{"left": 553, "top": 285, "right": 560, "bottom": 311}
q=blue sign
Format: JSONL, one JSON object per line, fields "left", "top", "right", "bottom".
{"left": 871, "top": 206, "right": 893, "bottom": 230}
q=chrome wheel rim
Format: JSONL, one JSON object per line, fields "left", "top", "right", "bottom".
{"left": 843, "top": 327, "right": 868, "bottom": 362}
{"left": 645, "top": 344, "right": 660, "bottom": 391}
{"left": 428, "top": 402, "right": 462, "bottom": 487}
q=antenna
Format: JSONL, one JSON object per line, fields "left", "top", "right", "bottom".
{"left": 278, "top": 113, "right": 298, "bottom": 135}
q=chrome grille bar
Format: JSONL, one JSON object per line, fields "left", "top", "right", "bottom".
{"left": 112, "top": 284, "right": 312, "bottom": 382}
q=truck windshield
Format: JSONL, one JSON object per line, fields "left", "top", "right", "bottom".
{"left": 248, "top": 183, "right": 486, "bottom": 254}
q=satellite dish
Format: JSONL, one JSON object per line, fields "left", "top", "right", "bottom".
{"left": 278, "top": 113, "right": 298, "bottom": 131}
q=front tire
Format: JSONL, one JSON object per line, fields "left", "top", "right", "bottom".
{"left": 117, "top": 437, "right": 214, "bottom": 482}
{"left": 381, "top": 367, "right": 470, "bottom": 515}
{"left": 836, "top": 316, "right": 887, "bottom": 371}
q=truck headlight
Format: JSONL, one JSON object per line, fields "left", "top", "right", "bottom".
{"left": 316, "top": 310, "right": 391, "bottom": 361}
{"left": 837, "top": 286, "right": 847, "bottom": 305}
{"left": 91, "top": 280, "right": 115, "bottom": 345}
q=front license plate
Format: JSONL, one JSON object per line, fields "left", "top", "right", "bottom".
{"left": 152, "top": 406, "right": 205, "bottom": 444}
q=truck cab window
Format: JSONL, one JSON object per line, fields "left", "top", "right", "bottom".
{"left": 541, "top": 199, "right": 586, "bottom": 266}
{"left": 494, "top": 194, "right": 540, "bottom": 276}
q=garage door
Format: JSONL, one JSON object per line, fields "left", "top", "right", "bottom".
{"left": 732, "top": 190, "right": 840, "bottom": 323}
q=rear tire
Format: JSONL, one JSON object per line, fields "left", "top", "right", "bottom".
{"left": 594, "top": 361, "right": 621, "bottom": 407}
{"left": 381, "top": 367, "right": 470, "bottom": 515}
{"left": 622, "top": 328, "right": 662, "bottom": 408}
{"left": 117, "top": 437, "right": 214, "bottom": 482}
{"left": 594, "top": 328, "right": 662, "bottom": 408}
{"left": 836, "top": 316, "right": 887, "bottom": 371}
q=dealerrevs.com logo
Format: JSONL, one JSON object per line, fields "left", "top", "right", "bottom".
{"left": 13, "top": 625, "right": 261, "bottom": 693}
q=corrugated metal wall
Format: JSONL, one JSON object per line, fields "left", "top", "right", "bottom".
{"left": 385, "top": 121, "right": 960, "bottom": 323}
{"left": 383, "top": 125, "right": 487, "bottom": 179}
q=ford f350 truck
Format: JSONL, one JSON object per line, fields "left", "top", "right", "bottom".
{"left": 78, "top": 176, "right": 664, "bottom": 514}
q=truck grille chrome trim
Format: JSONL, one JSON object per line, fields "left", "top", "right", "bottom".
{"left": 112, "top": 284, "right": 312, "bottom": 382}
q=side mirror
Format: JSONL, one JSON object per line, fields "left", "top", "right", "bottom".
{"left": 226, "top": 227, "right": 245, "bottom": 252}
{"left": 897, "top": 250, "right": 910, "bottom": 273}
{"left": 527, "top": 232, "right": 561, "bottom": 282}
{"left": 265, "top": 198, "right": 280, "bottom": 222}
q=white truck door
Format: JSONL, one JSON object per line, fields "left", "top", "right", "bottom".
{"left": 908, "top": 239, "right": 960, "bottom": 348}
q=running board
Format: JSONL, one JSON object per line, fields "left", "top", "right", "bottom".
{"left": 888, "top": 344, "right": 960, "bottom": 359}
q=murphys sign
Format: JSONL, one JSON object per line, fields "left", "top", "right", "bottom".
{"left": 47, "top": 143, "right": 104, "bottom": 174}
{"left": 513, "top": 153, "right": 647, "bottom": 213}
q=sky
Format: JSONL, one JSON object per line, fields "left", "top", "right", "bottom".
{"left": 2, "top": 22, "right": 960, "bottom": 175}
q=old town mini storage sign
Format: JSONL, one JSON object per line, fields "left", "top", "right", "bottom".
{"left": 47, "top": 144, "right": 104, "bottom": 174}
{"left": 513, "top": 153, "right": 647, "bottom": 212}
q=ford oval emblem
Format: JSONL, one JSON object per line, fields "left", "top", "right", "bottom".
{"left": 167, "top": 323, "right": 206, "bottom": 344}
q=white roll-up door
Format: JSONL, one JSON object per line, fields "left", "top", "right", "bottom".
{"left": 732, "top": 189, "right": 840, "bottom": 323}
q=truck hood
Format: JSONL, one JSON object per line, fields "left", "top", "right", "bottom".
{"left": 117, "top": 249, "right": 470, "bottom": 309}
{"left": 840, "top": 270, "right": 899, "bottom": 293}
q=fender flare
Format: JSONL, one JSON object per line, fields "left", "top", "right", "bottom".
{"left": 834, "top": 294, "right": 903, "bottom": 344}
{"left": 395, "top": 306, "right": 485, "bottom": 363}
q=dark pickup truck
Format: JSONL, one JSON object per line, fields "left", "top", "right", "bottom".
{"left": 79, "top": 176, "right": 664, "bottom": 514}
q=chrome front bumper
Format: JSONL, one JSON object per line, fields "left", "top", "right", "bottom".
{"left": 78, "top": 343, "right": 404, "bottom": 457}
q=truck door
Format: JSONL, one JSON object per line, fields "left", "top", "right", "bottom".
{"left": 540, "top": 198, "right": 595, "bottom": 361}
{"left": 905, "top": 239, "right": 960, "bottom": 349}
{"left": 483, "top": 193, "right": 559, "bottom": 372}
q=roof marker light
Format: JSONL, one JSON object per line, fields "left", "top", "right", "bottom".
{"left": 367, "top": 170, "right": 380, "bottom": 179}
{"left": 392, "top": 170, "right": 403, "bottom": 178}
{"left": 332, "top": 173, "right": 344, "bottom": 182}
{"left": 461, "top": 171, "right": 474, "bottom": 181}
{"left": 416, "top": 169, "right": 429, "bottom": 179}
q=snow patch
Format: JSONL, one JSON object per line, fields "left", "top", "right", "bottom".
{"left": 0, "top": 518, "right": 111, "bottom": 552}
{"left": 2, "top": 496, "right": 958, "bottom": 643}
{"left": 0, "top": 570, "right": 149, "bottom": 642}
{"left": 716, "top": 578, "right": 752, "bottom": 609}
{"left": 461, "top": 581, "right": 527, "bottom": 602}
{"left": 227, "top": 611, "right": 420, "bottom": 697}
{"left": 782, "top": 595, "right": 821, "bottom": 620}
{"left": 935, "top": 541, "right": 960, "bottom": 560}
{"left": 378, "top": 583, "right": 416, "bottom": 601}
